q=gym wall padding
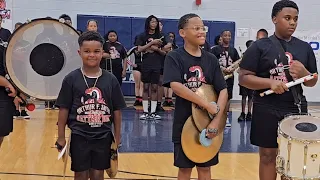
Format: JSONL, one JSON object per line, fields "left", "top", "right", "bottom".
{"left": 77, "top": 14, "right": 235, "bottom": 96}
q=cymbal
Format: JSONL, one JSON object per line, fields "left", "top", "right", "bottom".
{"left": 106, "top": 137, "right": 118, "bottom": 178}
{"left": 181, "top": 116, "right": 223, "bottom": 163}
{"left": 192, "top": 84, "right": 218, "bottom": 131}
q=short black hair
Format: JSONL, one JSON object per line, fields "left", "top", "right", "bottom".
{"left": 178, "top": 13, "right": 200, "bottom": 29}
{"left": 272, "top": 0, "right": 299, "bottom": 18}
{"left": 257, "top": 28, "right": 268, "bottom": 36}
{"left": 246, "top": 40, "right": 254, "bottom": 48}
{"left": 78, "top": 31, "right": 104, "bottom": 47}
{"left": 59, "top": 14, "right": 71, "bottom": 21}
{"left": 220, "top": 30, "right": 231, "bottom": 36}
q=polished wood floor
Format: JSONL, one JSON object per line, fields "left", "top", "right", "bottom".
{"left": 1, "top": 105, "right": 320, "bottom": 180}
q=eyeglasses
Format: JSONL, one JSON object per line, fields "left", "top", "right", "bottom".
{"left": 185, "top": 26, "right": 208, "bottom": 32}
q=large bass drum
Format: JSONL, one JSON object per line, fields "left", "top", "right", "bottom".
{"left": 4, "top": 18, "right": 81, "bottom": 101}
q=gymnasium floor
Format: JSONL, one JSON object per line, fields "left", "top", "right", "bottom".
{"left": 1, "top": 101, "right": 320, "bottom": 180}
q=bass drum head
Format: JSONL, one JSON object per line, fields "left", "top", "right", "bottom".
{"left": 5, "top": 18, "right": 81, "bottom": 101}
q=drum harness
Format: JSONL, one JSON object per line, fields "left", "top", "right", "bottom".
{"left": 269, "top": 35, "right": 302, "bottom": 114}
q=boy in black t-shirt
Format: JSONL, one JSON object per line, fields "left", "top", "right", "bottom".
{"left": 211, "top": 30, "right": 240, "bottom": 127}
{"left": 239, "top": 1, "right": 318, "bottom": 179}
{"left": 55, "top": 31, "right": 126, "bottom": 179}
{"left": 135, "top": 15, "right": 167, "bottom": 120}
{"left": 163, "top": 13, "right": 228, "bottom": 180}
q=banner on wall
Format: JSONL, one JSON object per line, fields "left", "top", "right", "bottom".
{"left": 0, "top": 0, "right": 12, "bottom": 32}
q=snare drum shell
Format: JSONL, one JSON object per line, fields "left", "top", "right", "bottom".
{"left": 277, "top": 131, "right": 320, "bottom": 178}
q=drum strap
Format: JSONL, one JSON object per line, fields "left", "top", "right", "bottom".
{"left": 269, "top": 35, "right": 302, "bottom": 110}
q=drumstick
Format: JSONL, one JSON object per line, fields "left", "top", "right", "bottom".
{"left": 260, "top": 73, "right": 318, "bottom": 97}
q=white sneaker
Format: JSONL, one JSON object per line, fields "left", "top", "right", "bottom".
{"left": 140, "top": 112, "right": 149, "bottom": 120}
{"left": 149, "top": 112, "right": 161, "bottom": 120}
{"left": 226, "top": 117, "right": 231, "bottom": 127}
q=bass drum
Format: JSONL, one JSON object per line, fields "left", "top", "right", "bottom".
{"left": 4, "top": 18, "right": 81, "bottom": 101}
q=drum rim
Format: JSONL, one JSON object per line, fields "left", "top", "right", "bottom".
{"left": 278, "top": 114, "right": 320, "bottom": 142}
{"left": 3, "top": 17, "right": 80, "bottom": 101}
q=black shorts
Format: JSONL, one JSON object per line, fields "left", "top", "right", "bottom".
{"left": 0, "top": 100, "right": 14, "bottom": 137}
{"left": 112, "top": 68, "right": 123, "bottom": 86}
{"left": 133, "top": 63, "right": 142, "bottom": 72}
{"left": 70, "top": 133, "right": 112, "bottom": 172}
{"left": 141, "top": 68, "right": 160, "bottom": 84}
{"left": 239, "top": 85, "right": 253, "bottom": 98}
{"left": 173, "top": 143, "right": 219, "bottom": 168}
{"left": 227, "top": 86, "right": 233, "bottom": 100}
{"left": 250, "top": 103, "right": 307, "bottom": 148}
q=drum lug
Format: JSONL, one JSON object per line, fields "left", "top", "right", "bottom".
{"left": 276, "top": 156, "right": 285, "bottom": 174}
{"left": 311, "top": 154, "right": 318, "bottom": 162}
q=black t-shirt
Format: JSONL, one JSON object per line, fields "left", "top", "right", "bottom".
{"left": 0, "top": 28, "right": 11, "bottom": 42}
{"left": 211, "top": 45, "right": 240, "bottom": 85}
{"left": 135, "top": 32, "right": 167, "bottom": 69}
{"left": 101, "top": 41, "right": 127, "bottom": 70}
{"left": 163, "top": 47, "right": 227, "bottom": 142}
{"left": 240, "top": 36, "right": 318, "bottom": 110}
{"left": 0, "top": 46, "right": 13, "bottom": 102}
{"left": 55, "top": 68, "right": 127, "bottom": 139}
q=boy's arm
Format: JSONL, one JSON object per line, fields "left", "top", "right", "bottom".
{"left": 113, "top": 110, "right": 122, "bottom": 145}
{"left": 111, "top": 76, "right": 126, "bottom": 146}
{"left": 55, "top": 76, "right": 73, "bottom": 149}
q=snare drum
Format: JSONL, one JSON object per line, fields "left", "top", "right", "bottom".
{"left": 276, "top": 114, "right": 320, "bottom": 179}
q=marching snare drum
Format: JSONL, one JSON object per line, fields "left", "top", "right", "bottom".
{"left": 276, "top": 114, "right": 320, "bottom": 179}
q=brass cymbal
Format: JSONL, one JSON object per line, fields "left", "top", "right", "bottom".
{"left": 181, "top": 116, "right": 223, "bottom": 163}
{"left": 106, "top": 137, "right": 118, "bottom": 178}
{"left": 192, "top": 84, "right": 218, "bottom": 131}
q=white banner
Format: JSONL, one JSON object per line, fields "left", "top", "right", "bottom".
{"left": 0, "top": 0, "right": 12, "bottom": 32}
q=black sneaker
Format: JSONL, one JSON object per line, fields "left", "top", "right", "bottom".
{"left": 133, "top": 100, "right": 140, "bottom": 106}
{"left": 21, "top": 110, "right": 30, "bottom": 119}
{"left": 162, "top": 101, "right": 169, "bottom": 107}
{"left": 238, "top": 112, "right": 246, "bottom": 121}
{"left": 13, "top": 110, "right": 20, "bottom": 119}
{"left": 246, "top": 112, "right": 252, "bottom": 121}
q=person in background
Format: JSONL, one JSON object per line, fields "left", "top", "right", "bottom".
{"left": 237, "top": 40, "right": 254, "bottom": 121}
{"left": 256, "top": 28, "right": 269, "bottom": 39}
{"left": 0, "top": 15, "right": 11, "bottom": 42}
{"left": 132, "top": 35, "right": 144, "bottom": 106}
{"left": 59, "top": 14, "right": 72, "bottom": 26}
{"left": 211, "top": 30, "right": 240, "bottom": 128}
{"left": 162, "top": 32, "right": 178, "bottom": 107}
{"left": 156, "top": 21, "right": 165, "bottom": 112}
{"left": 135, "top": 15, "right": 167, "bottom": 120}
{"left": 87, "top": 19, "right": 98, "bottom": 32}
{"left": 12, "top": 22, "right": 30, "bottom": 119}
{"left": 102, "top": 30, "right": 127, "bottom": 85}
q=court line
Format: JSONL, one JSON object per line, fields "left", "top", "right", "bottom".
{"left": 0, "top": 171, "right": 222, "bottom": 180}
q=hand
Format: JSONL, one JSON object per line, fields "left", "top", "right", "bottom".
{"left": 152, "top": 39, "right": 162, "bottom": 45}
{"left": 56, "top": 137, "right": 66, "bottom": 152}
{"left": 206, "top": 120, "right": 219, "bottom": 139}
{"left": 122, "top": 70, "right": 126, "bottom": 78}
{"left": 5, "top": 84, "right": 16, "bottom": 98}
{"left": 132, "top": 64, "right": 137, "bottom": 68}
{"left": 289, "top": 60, "right": 309, "bottom": 79}
{"left": 270, "top": 80, "right": 288, "bottom": 94}
{"left": 13, "top": 96, "right": 23, "bottom": 110}
{"left": 204, "top": 101, "right": 218, "bottom": 117}
{"left": 110, "top": 53, "right": 116, "bottom": 59}
{"left": 150, "top": 45, "right": 159, "bottom": 51}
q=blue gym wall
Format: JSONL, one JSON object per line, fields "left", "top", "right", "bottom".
{"left": 77, "top": 14, "right": 235, "bottom": 96}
